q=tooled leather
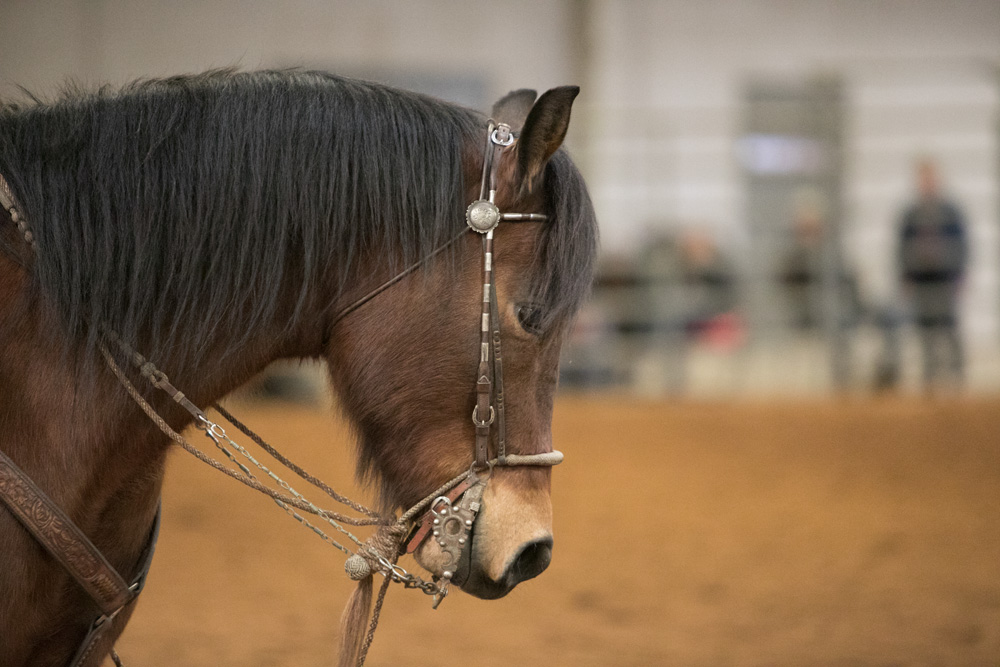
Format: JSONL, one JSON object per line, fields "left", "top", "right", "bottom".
{"left": 0, "top": 451, "right": 133, "bottom": 616}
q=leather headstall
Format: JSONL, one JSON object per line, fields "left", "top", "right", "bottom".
{"left": 400, "top": 122, "right": 550, "bottom": 588}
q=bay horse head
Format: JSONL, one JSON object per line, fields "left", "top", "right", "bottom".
{"left": 0, "top": 71, "right": 597, "bottom": 664}
{"left": 327, "top": 86, "right": 594, "bottom": 599}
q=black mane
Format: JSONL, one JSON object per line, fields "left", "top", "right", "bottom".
{"left": 0, "top": 70, "right": 596, "bottom": 372}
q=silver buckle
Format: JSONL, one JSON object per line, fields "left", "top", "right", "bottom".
{"left": 491, "top": 125, "right": 514, "bottom": 147}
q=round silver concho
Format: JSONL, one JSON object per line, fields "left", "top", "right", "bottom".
{"left": 466, "top": 200, "right": 500, "bottom": 233}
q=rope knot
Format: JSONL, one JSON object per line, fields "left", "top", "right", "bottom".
{"left": 138, "top": 361, "right": 167, "bottom": 388}
{"left": 344, "top": 523, "right": 408, "bottom": 581}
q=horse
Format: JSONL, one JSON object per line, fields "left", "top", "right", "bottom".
{"left": 0, "top": 69, "right": 597, "bottom": 666}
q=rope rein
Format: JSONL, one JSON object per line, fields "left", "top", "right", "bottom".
{"left": 98, "top": 333, "right": 562, "bottom": 666}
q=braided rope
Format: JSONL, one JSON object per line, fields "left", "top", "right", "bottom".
{"left": 214, "top": 404, "right": 383, "bottom": 519}
{"left": 357, "top": 571, "right": 393, "bottom": 667}
{"left": 99, "top": 343, "right": 381, "bottom": 542}
{"left": 100, "top": 333, "right": 385, "bottom": 523}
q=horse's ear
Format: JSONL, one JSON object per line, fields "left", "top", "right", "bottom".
{"left": 492, "top": 89, "right": 537, "bottom": 131}
{"left": 516, "top": 86, "right": 580, "bottom": 191}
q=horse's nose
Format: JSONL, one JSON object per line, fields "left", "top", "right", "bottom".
{"left": 502, "top": 536, "right": 553, "bottom": 587}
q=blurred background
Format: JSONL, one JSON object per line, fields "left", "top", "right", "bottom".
{"left": 1, "top": 2, "right": 998, "bottom": 665}
{"left": 4, "top": 0, "right": 1000, "bottom": 398}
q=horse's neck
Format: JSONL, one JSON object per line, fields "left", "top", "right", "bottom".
{"left": 0, "top": 249, "right": 316, "bottom": 663}
{"left": 0, "top": 253, "right": 159, "bottom": 661}
{"left": 0, "top": 254, "right": 312, "bottom": 511}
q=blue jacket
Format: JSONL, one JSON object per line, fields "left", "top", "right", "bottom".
{"left": 898, "top": 199, "right": 967, "bottom": 283}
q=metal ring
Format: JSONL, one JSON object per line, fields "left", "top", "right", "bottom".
{"left": 469, "top": 459, "right": 494, "bottom": 481}
{"left": 490, "top": 128, "right": 514, "bottom": 147}
{"left": 430, "top": 496, "right": 453, "bottom": 514}
{"left": 195, "top": 416, "right": 227, "bottom": 443}
{"left": 471, "top": 406, "right": 495, "bottom": 427}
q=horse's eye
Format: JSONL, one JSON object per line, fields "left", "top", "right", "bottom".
{"left": 515, "top": 303, "right": 544, "bottom": 336}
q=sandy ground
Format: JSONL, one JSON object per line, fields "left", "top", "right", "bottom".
{"left": 110, "top": 396, "right": 1000, "bottom": 666}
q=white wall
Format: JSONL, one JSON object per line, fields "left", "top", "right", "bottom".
{"left": 0, "top": 0, "right": 578, "bottom": 108}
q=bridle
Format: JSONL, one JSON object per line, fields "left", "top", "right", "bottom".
{"left": 397, "top": 121, "right": 555, "bottom": 586}
{"left": 0, "top": 120, "right": 563, "bottom": 665}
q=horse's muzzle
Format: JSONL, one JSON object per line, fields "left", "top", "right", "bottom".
{"left": 460, "top": 535, "right": 553, "bottom": 599}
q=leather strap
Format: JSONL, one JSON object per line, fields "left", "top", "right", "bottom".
{"left": 405, "top": 279, "right": 508, "bottom": 554}
{"left": 490, "top": 287, "right": 507, "bottom": 465}
{"left": 0, "top": 449, "right": 134, "bottom": 616}
{"left": 473, "top": 232, "right": 495, "bottom": 470}
{"left": 471, "top": 124, "right": 511, "bottom": 469}
{"left": 0, "top": 448, "right": 161, "bottom": 666}
{"left": 68, "top": 505, "right": 161, "bottom": 667}
{"left": 403, "top": 476, "right": 477, "bottom": 554}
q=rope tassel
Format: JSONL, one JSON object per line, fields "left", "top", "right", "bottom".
{"left": 339, "top": 575, "right": 373, "bottom": 667}
{"left": 340, "top": 524, "right": 406, "bottom": 666}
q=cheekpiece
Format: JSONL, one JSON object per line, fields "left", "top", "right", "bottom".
{"left": 429, "top": 495, "right": 477, "bottom": 576}
{"left": 466, "top": 199, "right": 500, "bottom": 233}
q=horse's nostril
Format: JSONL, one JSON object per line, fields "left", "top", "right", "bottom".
{"left": 504, "top": 536, "right": 553, "bottom": 587}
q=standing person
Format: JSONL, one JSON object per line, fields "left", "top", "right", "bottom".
{"left": 780, "top": 191, "right": 859, "bottom": 390}
{"left": 898, "top": 158, "right": 969, "bottom": 389}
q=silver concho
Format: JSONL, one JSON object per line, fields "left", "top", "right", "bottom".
{"left": 466, "top": 200, "right": 500, "bottom": 233}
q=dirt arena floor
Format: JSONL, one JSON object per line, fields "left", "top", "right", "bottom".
{"left": 112, "top": 395, "right": 1000, "bottom": 666}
